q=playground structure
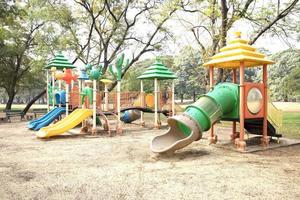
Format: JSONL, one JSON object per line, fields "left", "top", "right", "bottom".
{"left": 137, "top": 59, "right": 177, "bottom": 128}
{"left": 151, "top": 32, "right": 283, "bottom": 153}
{"left": 29, "top": 52, "right": 177, "bottom": 138}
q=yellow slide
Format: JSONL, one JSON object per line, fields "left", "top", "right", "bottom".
{"left": 36, "top": 109, "right": 92, "bottom": 138}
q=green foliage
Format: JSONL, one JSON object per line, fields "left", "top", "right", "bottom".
{"left": 256, "top": 49, "right": 300, "bottom": 101}
{"left": 122, "top": 56, "right": 174, "bottom": 93}
{"left": 286, "top": 66, "right": 300, "bottom": 97}
{"left": 173, "top": 45, "right": 206, "bottom": 99}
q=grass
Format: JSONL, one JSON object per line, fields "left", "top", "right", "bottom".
{"left": 0, "top": 104, "right": 47, "bottom": 111}
{"left": 282, "top": 112, "right": 300, "bottom": 139}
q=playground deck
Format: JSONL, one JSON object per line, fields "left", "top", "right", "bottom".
{"left": 0, "top": 120, "right": 299, "bottom": 200}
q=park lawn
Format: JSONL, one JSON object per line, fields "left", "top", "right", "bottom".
{"left": 0, "top": 104, "right": 47, "bottom": 111}
{"left": 282, "top": 112, "right": 300, "bottom": 139}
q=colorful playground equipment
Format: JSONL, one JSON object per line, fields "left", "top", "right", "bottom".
{"left": 151, "top": 32, "right": 282, "bottom": 153}
{"left": 28, "top": 53, "right": 75, "bottom": 130}
{"left": 137, "top": 59, "right": 177, "bottom": 128}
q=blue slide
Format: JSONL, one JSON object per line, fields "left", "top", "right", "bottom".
{"left": 28, "top": 107, "right": 66, "bottom": 131}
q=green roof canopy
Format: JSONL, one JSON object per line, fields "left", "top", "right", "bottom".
{"left": 137, "top": 59, "right": 177, "bottom": 80}
{"left": 45, "top": 52, "right": 76, "bottom": 69}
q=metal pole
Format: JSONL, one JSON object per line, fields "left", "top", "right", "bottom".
{"left": 46, "top": 70, "right": 50, "bottom": 112}
{"left": 172, "top": 80, "right": 175, "bottom": 116}
{"left": 140, "top": 80, "right": 144, "bottom": 126}
{"left": 52, "top": 71, "right": 55, "bottom": 108}
{"left": 117, "top": 80, "right": 121, "bottom": 121}
{"left": 93, "top": 80, "right": 97, "bottom": 133}
{"left": 238, "top": 62, "right": 246, "bottom": 151}
{"left": 209, "top": 66, "right": 215, "bottom": 144}
{"left": 262, "top": 64, "right": 269, "bottom": 146}
{"left": 154, "top": 78, "right": 158, "bottom": 128}
{"left": 78, "top": 80, "right": 81, "bottom": 108}
{"left": 66, "top": 83, "right": 69, "bottom": 116}
{"left": 232, "top": 69, "right": 237, "bottom": 141}
{"left": 105, "top": 84, "right": 109, "bottom": 111}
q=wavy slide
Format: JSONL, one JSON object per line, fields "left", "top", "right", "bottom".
{"left": 36, "top": 109, "right": 92, "bottom": 138}
{"left": 28, "top": 107, "right": 65, "bottom": 131}
{"left": 151, "top": 83, "right": 238, "bottom": 154}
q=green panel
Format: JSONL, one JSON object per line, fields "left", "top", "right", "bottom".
{"left": 137, "top": 59, "right": 177, "bottom": 80}
{"left": 45, "top": 52, "right": 76, "bottom": 69}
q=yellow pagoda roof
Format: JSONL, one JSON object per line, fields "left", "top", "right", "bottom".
{"left": 203, "top": 32, "right": 275, "bottom": 68}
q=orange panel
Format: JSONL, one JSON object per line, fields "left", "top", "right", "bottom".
{"left": 244, "top": 82, "right": 265, "bottom": 119}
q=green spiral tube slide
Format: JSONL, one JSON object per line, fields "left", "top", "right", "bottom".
{"left": 151, "top": 82, "right": 239, "bottom": 153}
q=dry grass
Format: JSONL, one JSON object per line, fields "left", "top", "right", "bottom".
{"left": 0, "top": 119, "right": 300, "bottom": 200}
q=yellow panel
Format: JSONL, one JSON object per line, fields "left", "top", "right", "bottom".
{"left": 220, "top": 43, "right": 256, "bottom": 52}
{"left": 212, "top": 49, "right": 265, "bottom": 59}
{"left": 203, "top": 55, "right": 274, "bottom": 68}
{"left": 228, "top": 38, "right": 248, "bottom": 44}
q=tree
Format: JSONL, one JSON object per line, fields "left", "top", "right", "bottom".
{"left": 69, "top": 0, "right": 181, "bottom": 90}
{"left": 286, "top": 66, "right": 300, "bottom": 98}
{"left": 0, "top": 1, "right": 46, "bottom": 110}
{"left": 255, "top": 49, "right": 300, "bottom": 101}
{"left": 173, "top": 45, "right": 206, "bottom": 102}
{"left": 179, "top": 0, "right": 300, "bottom": 82}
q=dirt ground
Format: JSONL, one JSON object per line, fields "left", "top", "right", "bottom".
{"left": 0, "top": 120, "right": 300, "bottom": 200}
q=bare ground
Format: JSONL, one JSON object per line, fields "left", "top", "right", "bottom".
{"left": 0, "top": 121, "right": 300, "bottom": 200}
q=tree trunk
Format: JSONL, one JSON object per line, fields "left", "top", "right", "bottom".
{"left": 180, "top": 94, "right": 184, "bottom": 103}
{"left": 22, "top": 89, "right": 46, "bottom": 116}
{"left": 5, "top": 92, "right": 16, "bottom": 110}
{"left": 217, "top": 0, "right": 229, "bottom": 83}
{"left": 193, "top": 91, "right": 196, "bottom": 102}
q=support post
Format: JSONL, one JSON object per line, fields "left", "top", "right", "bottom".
{"left": 140, "top": 80, "right": 145, "bottom": 126}
{"left": 58, "top": 80, "right": 62, "bottom": 108}
{"left": 157, "top": 80, "right": 161, "bottom": 127}
{"left": 78, "top": 80, "right": 82, "bottom": 108}
{"left": 92, "top": 79, "right": 97, "bottom": 134}
{"left": 262, "top": 64, "right": 269, "bottom": 146}
{"left": 117, "top": 80, "right": 122, "bottom": 134}
{"left": 154, "top": 78, "right": 159, "bottom": 128}
{"left": 208, "top": 66, "right": 217, "bottom": 144}
{"left": 65, "top": 83, "right": 69, "bottom": 116}
{"left": 172, "top": 80, "right": 175, "bottom": 116}
{"left": 236, "top": 62, "right": 246, "bottom": 151}
{"left": 51, "top": 71, "right": 55, "bottom": 109}
{"left": 231, "top": 68, "right": 238, "bottom": 142}
{"left": 105, "top": 84, "right": 109, "bottom": 111}
{"left": 46, "top": 70, "right": 50, "bottom": 112}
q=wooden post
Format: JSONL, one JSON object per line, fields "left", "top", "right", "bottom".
{"left": 262, "top": 64, "right": 269, "bottom": 146}
{"left": 154, "top": 78, "right": 158, "bottom": 128}
{"left": 231, "top": 68, "right": 237, "bottom": 142}
{"left": 237, "top": 62, "right": 246, "bottom": 151}
{"left": 172, "top": 80, "right": 175, "bottom": 116}
{"left": 46, "top": 70, "right": 50, "bottom": 112}
{"left": 140, "top": 80, "right": 145, "bottom": 126}
{"left": 92, "top": 79, "right": 97, "bottom": 134}
{"left": 208, "top": 66, "right": 216, "bottom": 144}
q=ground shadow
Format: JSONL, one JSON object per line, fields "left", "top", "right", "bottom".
{"left": 151, "top": 148, "right": 210, "bottom": 162}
